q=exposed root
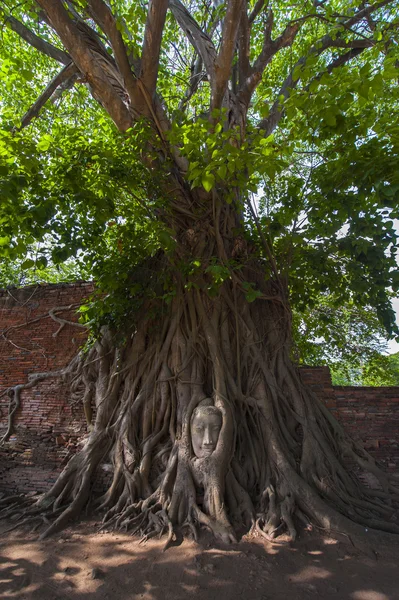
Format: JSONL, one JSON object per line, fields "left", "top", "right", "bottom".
{"left": 2, "top": 508, "right": 64, "bottom": 534}
{"left": 3, "top": 273, "right": 399, "bottom": 551}
{"left": 256, "top": 484, "right": 297, "bottom": 543}
{"left": 255, "top": 520, "right": 290, "bottom": 544}
{"left": 1, "top": 354, "right": 82, "bottom": 444}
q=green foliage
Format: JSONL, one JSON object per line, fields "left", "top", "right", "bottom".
{"left": 252, "top": 58, "right": 399, "bottom": 337}
{"left": 0, "top": 0, "right": 399, "bottom": 358}
{"left": 292, "top": 295, "right": 393, "bottom": 373}
{"left": 0, "top": 253, "right": 89, "bottom": 287}
{"left": 330, "top": 352, "right": 399, "bottom": 387}
{"left": 0, "top": 113, "right": 177, "bottom": 330}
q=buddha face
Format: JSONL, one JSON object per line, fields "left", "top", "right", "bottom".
{"left": 191, "top": 407, "right": 222, "bottom": 458}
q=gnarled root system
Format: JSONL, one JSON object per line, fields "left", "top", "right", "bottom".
{"left": 2, "top": 277, "right": 399, "bottom": 552}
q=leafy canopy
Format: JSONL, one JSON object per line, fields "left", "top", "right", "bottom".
{"left": 0, "top": 0, "right": 399, "bottom": 362}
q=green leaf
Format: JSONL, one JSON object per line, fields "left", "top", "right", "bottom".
{"left": 36, "top": 256, "right": 48, "bottom": 269}
{"left": 21, "top": 258, "right": 35, "bottom": 269}
{"left": 202, "top": 172, "right": 215, "bottom": 192}
{"left": 36, "top": 134, "right": 54, "bottom": 152}
{"left": 323, "top": 111, "right": 336, "bottom": 127}
{"left": 217, "top": 164, "right": 227, "bottom": 180}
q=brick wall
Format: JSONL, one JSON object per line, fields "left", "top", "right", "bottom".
{"left": 0, "top": 283, "right": 398, "bottom": 495}
{"left": 334, "top": 386, "right": 399, "bottom": 468}
{"left": 298, "top": 366, "right": 399, "bottom": 470}
{"left": 0, "top": 282, "right": 94, "bottom": 493}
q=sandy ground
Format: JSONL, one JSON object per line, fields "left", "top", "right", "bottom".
{"left": 1, "top": 518, "right": 398, "bottom": 600}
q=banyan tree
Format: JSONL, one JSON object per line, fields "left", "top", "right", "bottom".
{"left": 1, "top": 0, "right": 399, "bottom": 550}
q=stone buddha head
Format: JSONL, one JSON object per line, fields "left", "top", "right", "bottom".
{"left": 190, "top": 399, "right": 222, "bottom": 458}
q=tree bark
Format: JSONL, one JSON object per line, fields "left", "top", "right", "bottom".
{"left": 3, "top": 188, "right": 398, "bottom": 551}
{"left": 2, "top": 0, "right": 399, "bottom": 552}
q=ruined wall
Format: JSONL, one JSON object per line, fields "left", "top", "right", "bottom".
{"left": 0, "top": 283, "right": 398, "bottom": 494}
{"left": 300, "top": 366, "right": 399, "bottom": 471}
{"left": 0, "top": 283, "right": 94, "bottom": 493}
{"left": 334, "top": 386, "right": 399, "bottom": 468}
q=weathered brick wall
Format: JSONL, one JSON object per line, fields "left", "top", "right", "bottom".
{"left": 0, "top": 283, "right": 398, "bottom": 494}
{"left": 299, "top": 367, "right": 399, "bottom": 472}
{"left": 334, "top": 386, "right": 399, "bottom": 469}
{"left": 0, "top": 282, "right": 94, "bottom": 493}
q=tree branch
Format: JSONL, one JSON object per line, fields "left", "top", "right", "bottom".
{"left": 50, "top": 70, "right": 80, "bottom": 104}
{"left": 35, "top": 0, "right": 132, "bottom": 131}
{"left": 326, "top": 38, "right": 374, "bottom": 49}
{"left": 249, "top": 0, "right": 266, "bottom": 24}
{"left": 19, "top": 62, "right": 78, "bottom": 129}
{"left": 3, "top": 13, "right": 70, "bottom": 64}
{"left": 169, "top": 0, "right": 217, "bottom": 82}
{"left": 140, "top": 0, "right": 169, "bottom": 100}
{"left": 254, "top": 15, "right": 300, "bottom": 74}
{"left": 325, "top": 47, "right": 364, "bottom": 72}
{"left": 237, "top": 12, "right": 299, "bottom": 110}
{"left": 87, "top": 0, "right": 170, "bottom": 135}
{"left": 86, "top": 0, "right": 138, "bottom": 104}
{"left": 178, "top": 55, "right": 205, "bottom": 112}
{"left": 237, "top": 2, "right": 251, "bottom": 87}
{"left": 212, "top": 0, "right": 244, "bottom": 110}
{"left": 255, "top": 0, "right": 393, "bottom": 135}
{"left": 344, "top": 0, "right": 394, "bottom": 29}
{"left": 258, "top": 41, "right": 369, "bottom": 136}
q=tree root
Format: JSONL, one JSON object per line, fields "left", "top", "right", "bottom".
{"left": 256, "top": 484, "right": 297, "bottom": 543}
{"left": 3, "top": 283, "right": 399, "bottom": 553}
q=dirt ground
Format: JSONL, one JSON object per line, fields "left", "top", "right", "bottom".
{"left": 1, "top": 517, "right": 398, "bottom": 600}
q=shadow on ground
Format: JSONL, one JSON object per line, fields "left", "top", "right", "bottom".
{"left": 0, "top": 518, "right": 397, "bottom": 600}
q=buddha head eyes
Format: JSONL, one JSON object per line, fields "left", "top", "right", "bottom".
{"left": 193, "top": 425, "right": 220, "bottom": 432}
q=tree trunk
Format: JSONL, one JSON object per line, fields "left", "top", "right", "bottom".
{"left": 6, "top": 187, "right": 398, "bottom": 551}
{"left": 2, "top": 0, "right": 399, "bottom": 553}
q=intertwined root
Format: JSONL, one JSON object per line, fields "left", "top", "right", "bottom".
{"left": 2, "top": 282, "right": 399, "bottom": 548}
{"left": 256, "top": 485, "right": 296, "bottom": 543}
